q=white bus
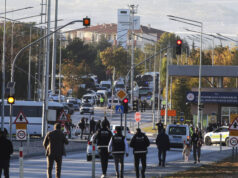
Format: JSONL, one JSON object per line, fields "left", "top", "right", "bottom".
{"left": 1, "top": 100, "right": 64, "bottom": 136}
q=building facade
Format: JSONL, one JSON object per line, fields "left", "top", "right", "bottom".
{"left": 64, "top": 23, "right": 165, "bottom": 51}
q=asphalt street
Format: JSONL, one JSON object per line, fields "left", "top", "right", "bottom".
{"left": 9, "top": 144, "right": 232, "bottom": 178}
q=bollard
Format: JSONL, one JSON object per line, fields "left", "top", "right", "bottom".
{"left": 220, "top": 133, "right": 222, "bottom": 151}
{"left": 19, "top": 145, "right": 24, "bottom": 178}
{"left": 26, "top": 134, "right": 30, "bottom": 155}
{"left": 92, "top": 142, "right": 95, "bottom": 178}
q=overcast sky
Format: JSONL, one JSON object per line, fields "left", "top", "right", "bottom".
{"left": 1, "top": 0, "right": 238, "bottom": 47}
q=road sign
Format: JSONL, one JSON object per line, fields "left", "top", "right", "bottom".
{"left": 229, "top": 136, "right": 238, "bottom": 147}
{"left": 115, "top": 105, "right": 124, "bottom": 114}
{"left": 57, "top": 111, "right": 69, "bottom": 122}
{"left": 13, "top": 111, "right": 28, "bottom": 124}
{"left": 160, "top": 110, "right": 176, "bottom": 116}
{"left": 16, "top": 124, "right": 27, "bottom": 130}
{"left": 116, "top": 89, "right": 127, "bottom": 100}
{"left": 229, "top": 114, "right": 238, "bottom": 136}
{"left": 180, "top": 117, "right": 184, "bottom": 122}
{"left": 16, "top": 129, "right": 27, "bottom": 140}
{"left": 135, "top": 112, "right": 141, "bottom": 122}
{"left": 229, "top": 117, "right": 238, "bottom": 131}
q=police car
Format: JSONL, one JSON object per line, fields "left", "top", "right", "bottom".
{"left": 204, "top": 126, "right": 229, "bottom": 146}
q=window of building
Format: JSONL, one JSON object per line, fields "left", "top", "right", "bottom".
{"left": 221, "top": 106, "right": 238, "bottom": 126}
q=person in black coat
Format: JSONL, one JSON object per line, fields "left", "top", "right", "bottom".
{"left": 89, "top": 117, "right": 96, "bottom": 135}
{"left": 130, "top": 128, "right": 150, "bottom": 178}
{"left": 94, "top": 120, "right": 113, "bottom": 178}
{"left": 156, "top": 128, "right": 170, "bottom": 167}
{"left": 102, "top": 116, "right": 110, "bottom": 129}
{"left": 156, "top": 120, "right": 164, "bottom": 134}
{"left": 0, "top": 130, "right": 13, "bottom": 178}
{"left": 191, "top": 127, "right": 203, "bottom": 164}
{"left": 78, "top": 117, "right": 86, "bottom": 139}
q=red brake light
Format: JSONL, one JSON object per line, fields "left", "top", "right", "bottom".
{"left": 113, "top": 130, "right": 117, "bottom": 134}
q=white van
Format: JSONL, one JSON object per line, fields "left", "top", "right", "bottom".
{"left": 166, "top": 124, "right": 190, "bottom": 148}
{"left": 82, "top": 94, "right": 95, "bottom": 105}
{"left": 100, "top": 81, "right": 111, "bottom": 91}
{"left": 107, "top": 97, "right": 120, "bottom": 109}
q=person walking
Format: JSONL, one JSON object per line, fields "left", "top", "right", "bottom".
{"left": 156, "top": 120, "right": 164, "bottom": 134}
{"left": 155, "top": 128, "right": 170, "bottom": 167}
{"left": 191, "top": 127, "right": 203, "bottom": 164}
{"left": 96, "top": 120, "right": 101, "bottom": 131}
{"left": 102, "top": 116, "right": 110, "bottom": 129}
{"left": 43, "top": 123, "right": 69, "bottom": 178}
{"left": 100, "top": 96, "right": 104, "bottom": 107}
{"left": 89, "top": 117, "right": 96, "bottom": 135}
{"left": 0, "top": 130, "right": 13, "bottom": 178}
{"left": 130, "top": 128, "right": 150, "bottom": 178}
{"left": 94, "top": 120, "right": 113, "bottom": 178}
{"left": 108, "top": 127, "right": 129, "bottom": 178}
{"left": 78, "top": 117, "right": 86, "bottom": 139}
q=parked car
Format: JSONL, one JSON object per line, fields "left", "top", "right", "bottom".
{"left": 80, "top": 103, "right": 94, "bottom": 115}
{"left": 166, "top": 124, "right": 191, "bottom": 148}
{"left": 204, "top": 126, "right": 229, "bottom": 146}
{"left": 110, "top": 125, "right": 132, "bottom": 140}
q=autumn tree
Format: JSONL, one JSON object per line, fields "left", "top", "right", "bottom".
{"left": 100, "top": 46, "right": 130, "bottom": 78}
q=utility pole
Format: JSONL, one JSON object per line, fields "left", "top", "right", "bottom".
{"left": 27, "top": 26, "right": 32, "bottom": 100}
{"left": 129, "top": 4, "right": 137, "bottom": 106}
{"left": 164, "top": 43, "right": 171, "bottom": 126}
{"left": 51, "top": 0, "right": 58, "bottom": 94}
{"left": 42, "top": 0, "right": 51, "bottom": 137}
{"left": 152, "top": 45, "right": 157, "bottom": 129}
{"left": 1, "top": 0, "right": 6, "bottom": 131}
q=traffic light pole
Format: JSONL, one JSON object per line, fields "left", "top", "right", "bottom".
{"left": 124, "top": 113, "right": 127, "bottom": 138}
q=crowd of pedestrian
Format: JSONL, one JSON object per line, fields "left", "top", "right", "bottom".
{"left": 0, "top": 114, "right": 205, "bottom": 178}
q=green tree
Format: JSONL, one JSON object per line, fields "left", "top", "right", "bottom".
{"left": 100, "top": 46, "right": 130, "bottom": 78}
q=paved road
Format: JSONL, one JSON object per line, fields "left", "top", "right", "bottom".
{"left": 9, "top": 144, "right": 231, "bottom": 178}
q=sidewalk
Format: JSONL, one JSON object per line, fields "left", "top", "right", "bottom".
{"left": 11, "top": 136, "right": 87, "bottom": 160}
{"left": 118, "top": 148, "right": 233, "bottom": 178}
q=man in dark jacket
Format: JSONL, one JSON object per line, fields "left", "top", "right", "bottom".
{"left": 0, "top": 130, "right": 13, "bottom": 178}
{"left": 78, "top": 117, "right": 86, "bottom": 139}
{"left": 89, "top": 117, "right": 96, "bottom": 135}
{"left": 108, "top": 127, "right": 129, "bottom": 178}
{"left": 43, "top": 123, "right": 69, "bottom": 178}
{"left": 156, "top": 128, "right": 170, "bottom": 167}
{"left": 156, "top": 120, "right": 164, "bottom": 134}
{"left": 130, "top": 128, "right": 150, "bottom": 178}
{"left": 191, "top": 127, "right": 203, "bottom": 164}
{"left": 102, "top": 116, "right": 110, "bottom": 129}
{"left": 94, "top": 120, "right": 112, "bottom": 178}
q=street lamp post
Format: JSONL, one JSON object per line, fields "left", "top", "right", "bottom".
{"left": 168, "top": 15, "right": 203, "bottom": 129}
{"left": 10, "top": 20, "right": 84, "bottom": 137}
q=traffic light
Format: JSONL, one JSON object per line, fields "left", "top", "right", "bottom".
{"left": 176, "top": 39, "right": 182, "bottom": 55}
{"left": 133, "top": 100, "right": 139, "bottom": 112}
{"left": 122, "top": 98, "right": 128, "bottom": 113}
{"left": 7, "top": 96, "right": 15, "bottom": 104}
{"left": 83, "top": 17, "right": 90, "bottom": 27}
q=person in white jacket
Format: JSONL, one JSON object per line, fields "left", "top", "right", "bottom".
{"left": 108, "top": 127, "right": 129, "bottom": 178}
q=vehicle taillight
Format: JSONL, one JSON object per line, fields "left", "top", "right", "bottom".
{"left": 88, "top": 141, "right": 92, "bottom": 145}
{"left": 113, "top": 130, "right": 117, "bottom": 134}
